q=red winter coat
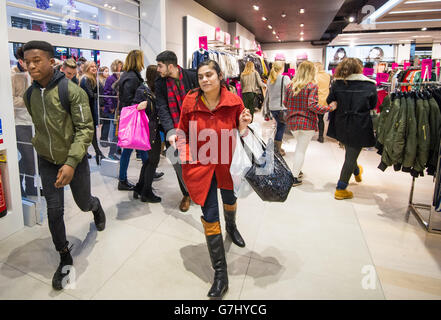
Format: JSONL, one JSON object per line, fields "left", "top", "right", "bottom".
{"left": 177, "top": 87, "right": 244, "bottom": 206}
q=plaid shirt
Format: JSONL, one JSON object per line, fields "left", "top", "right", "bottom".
{"left": 283, "top": 82, "right": 332, "bottom": 131}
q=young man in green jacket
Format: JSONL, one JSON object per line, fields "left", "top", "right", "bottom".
{"left": 22, "top": 41, "right": 106, "bottom": 291}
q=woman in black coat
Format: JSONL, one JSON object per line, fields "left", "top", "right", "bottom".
{"left": 326, "top": 58, "right": 377, "bottom": 200}
{"left": 117, "top": 50, "right": 149, "bottom": 191}
{"left": 80, "top": 61, "right": 104, "bottom": 165}
{"left": 132, "top": 65, "right": 162, "bottom": 202}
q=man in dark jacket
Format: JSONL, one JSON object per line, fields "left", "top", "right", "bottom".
{"left": 155, "top": 50, "right": 198, "bottom": 212}
{"left": 22, "top": 41, "right": 106, "bottom": 291}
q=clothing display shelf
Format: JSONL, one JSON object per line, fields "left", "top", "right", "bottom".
{"left": 404, "top": 81, "right": 441, "bottom": 233}
{"left": 207, "top": 40, "right": 240, "bottom": 55}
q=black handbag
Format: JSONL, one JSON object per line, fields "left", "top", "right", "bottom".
{"left": 240, "top": 127, "right": 294, "bottom": 202}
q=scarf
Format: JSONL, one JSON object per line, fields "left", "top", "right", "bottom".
{"left": 166, "top": 66, "right": 187, "bottom": 128}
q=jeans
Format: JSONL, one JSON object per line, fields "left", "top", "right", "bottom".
{"left": 165, "top": 140, "right": 189, "bottom": 197}
{"left": 337, "top": 145, "right": 362, "bottom": 189}
{"left": 39, "top": 155, "right": 100, "bottom": 251}
{"left": 135, "top": 132, "right": 161, "bottom": 196}
{"left": 318, "top": 114, "right": 325, "bottom": 138}
{"left": 119, "top": 148, "right": 148, "bottom": 181}
{"left": 291, "top": 130, "right": 315, "bottom": 178}
{"left": 242, "top": 92, "right": 256, "bottom": 115}
{"left": 16, "top": 125, "right": 37, "bottom": 196}
{"left": 201, "top": 174, "right": 237, "bottom": 223}
{"left": 100, "top": 111, "right": 115, "bottom": 142}
{"left": 270, "top": 111, "right": 286, "bottom": 142}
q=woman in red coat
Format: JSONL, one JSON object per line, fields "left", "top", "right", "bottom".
{"left": 177, "top": 60, "right": 252, "bottom": 299}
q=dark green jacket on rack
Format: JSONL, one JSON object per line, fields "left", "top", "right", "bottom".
{"left": 427, "top": 96, "right": 441, "bottom": 174}
{"left": 413, "top": 98, "right": 431, "bottom": 174}
{"left": 402, "top": 94, "right": 417, "bottom": 171}
{"left": 379, "top": 95, "right": 407, "bottom": 170}
{"left": 376, "top": 94, "right": 392, "bottom": 150}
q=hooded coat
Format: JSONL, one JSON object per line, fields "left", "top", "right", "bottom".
{"left": 327, "top": 73, "right": 378, "bottom": 148}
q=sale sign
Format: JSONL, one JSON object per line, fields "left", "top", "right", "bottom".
{"left": 376, "top": 73, "right": 389, "bottom": 86}
{"left": 391, "top": 63, "right": 398, "bottom": 70}
{"left": 403, "top": 62, "right": 411, "bottom": 70}
{"left": 363, "top": 68, "right": 374, "bottom": 76}
{"left": 199, "top": 36, "right": 208, "bottom": 50}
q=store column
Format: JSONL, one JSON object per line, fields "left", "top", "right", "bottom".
{"left": 140, "top": 0, "right": 166, "bottom": 66}
{"left": 0, "top": 0, "right": 24, "bottom": 240}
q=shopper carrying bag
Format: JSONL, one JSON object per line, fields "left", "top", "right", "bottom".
{"left": 177, "top": 60, "right": 252, "bottom": 299}
{"left": 117, "top": 104, "right": 151, "bottom": 151}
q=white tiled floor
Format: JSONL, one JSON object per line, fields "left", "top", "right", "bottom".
{"left": 0, "top": 114, "right": 440, "bottom": 300}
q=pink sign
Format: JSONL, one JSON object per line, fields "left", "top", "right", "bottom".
{"left": 288, "top": 68, "right": 295, "bottom": 78}
{"left": 234, "top": 36, "right": 240, "bottom": 48}
{"left": 421, "top": 59, "right": 432, "bottom": 80}
{"left": 403, "top": 62, "right": 411, "bottom": 70}
{"left": 391, "top": 63, "right": 398, "bottom": 70}
{"left": 215, "top": 27, "right": 222, "bottom": 41}
{"left": 199, "top": 36, "right": 208, "bottom": 50}
{"left": 376, "top": 73, "right": 389, "bottom": 86}
{"left": 332, "top": 68, "right": 336, "bottom": 75}
{"left": 437, "top": 62, "right": 440, "bottom": 77}
{"left": 224, "top": 32, "right": 231, "bottom": 45}
{"left": 363, "top": 68, "right": 374, "bottom": 76}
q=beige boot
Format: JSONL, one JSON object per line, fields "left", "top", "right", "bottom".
{"left": 274, "top": 140, "right": 286, "bottom": 156}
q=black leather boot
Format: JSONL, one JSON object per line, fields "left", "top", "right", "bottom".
{"left": 201, "top": 217, "right": 228, "bottom": 299}
{"left": 223, "top": 203, "right": 245, "bottom": 248}
{"left": 52, "top": 242, "right": 73, "bottom": 291}
{"left": 118, "top": 180, "right": 135, "bottom": 191}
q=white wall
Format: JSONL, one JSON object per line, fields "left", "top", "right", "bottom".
{"left": 397, "top": 43, "right": 411, "bottom": 64}
{"left": 165, "top": 0, "right": 229, "bottom": 66}
{"left": 262, "top": 42, "right": 324, "bottom": 65}
{"left": 433, "top": 43, "right": 441, "bottom": 60}
{"left": 140, "top": 0, "right": 166, "bottom": 66}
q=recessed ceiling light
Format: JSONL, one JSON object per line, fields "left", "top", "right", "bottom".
{"left": 272, "top": 31, "right": 276, "bottom": 34}
{"left": 421, "top": 27, "right": 427, "bottom": 30}
{"left": 107, "top": 35, "right": 111, "bottom": 39}
{"left": 300, "top": 31, "right": 304, "bottom": 35}
{"left": 299, "top": 9, "right": 305, "bottom": 14}
{"left": 281, "top": 12, "right": 286, "bottom": 18}
{"left": 349, "top": 16, "right": 355, "bottom": 22}
{"left": 300, "top": 23, "right": 304, "bottom": 27}
{"left": 253, "top": 5, "right": 259, "bottom": 11}
{"left": 278, "top": 39, "right": 282, "bottom": 42}
{"left": 262, "top": 16, "right": 267, "bottom": 21}
{"left": 112, "top": 6, "right": 116, "bottom": 10}
{"left": 300, "top": 37, "right": 304, "bottom": 41}
{"left": 93, "top": 14, "right": 97, "bottom": 18}
{"left": 104, "top": 3, "right": 108, "bottom": 7}
{"left": 268, "top": 25, "right": 273, "bottom": 29}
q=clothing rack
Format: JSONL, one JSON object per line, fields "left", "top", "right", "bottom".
{"left": 405, "top": 80, "right": 441, "bottom": 233}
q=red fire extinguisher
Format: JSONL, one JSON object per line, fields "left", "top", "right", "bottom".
{"left": 0, "top": 169, "right": 7, "bottom": 218}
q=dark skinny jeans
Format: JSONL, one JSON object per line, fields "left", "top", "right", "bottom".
{"left": 135, "top": 132, "right": 161, "bottom": 196}
{"left": 39, "top": 155, "right": 100, "bottom": 251}
{"left": 337, "top": 144, "right": 362, "bottom": 189}
{"left": 202, "top": 174, "right": 237, "bottom": 223}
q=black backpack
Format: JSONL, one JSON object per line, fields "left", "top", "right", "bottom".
{"left": 24, "top": 78, "right": 71, "bottom": 115}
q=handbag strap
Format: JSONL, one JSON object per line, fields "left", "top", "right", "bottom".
{"left": 238, "top": 126, "right": 268, "bottom": 165}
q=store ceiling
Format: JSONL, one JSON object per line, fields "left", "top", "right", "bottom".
{"left": 331, "top": 0, "right": 441, "bottom": 46}
{"left": 194, "top": 0, "right": 347, "bottom": 44}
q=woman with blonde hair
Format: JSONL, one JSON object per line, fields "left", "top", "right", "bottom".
{"left": 262, "top": 61, "right": 290, "bottom": 155}
{"left": 117, "top": 50, "right": 148, "bottom": 191}
{"left": 240, "top": 61, "right": 266, "bottom": 116}
{"left": 327, "top": 58, "right": 377, "bottom": 200}
{"left": 80, "top": 61, "right": 104, "bottom": 165}
{"left": 284, "top": 61, "right": 337, "bottom": 186}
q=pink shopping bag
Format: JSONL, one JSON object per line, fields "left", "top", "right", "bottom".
{"left": 117, "top": 105, "right": 151, "bottom": 151}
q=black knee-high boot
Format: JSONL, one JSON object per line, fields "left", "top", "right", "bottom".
{"left": 223, "top": 203, "right": 245, "bottom": 248}
{"left": 201, "top": 217, "right": 228, "bottom": 298}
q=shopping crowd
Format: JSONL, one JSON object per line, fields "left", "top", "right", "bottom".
{"left": 13, "top": 40, "right": 378, "bottom": 298}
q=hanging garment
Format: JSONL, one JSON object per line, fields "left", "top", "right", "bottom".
{"left": 413, "top": 96, "right": 431, "bottom": 176}
{"left": 402, "top": 93, "right": 418, "bottom": 172}
{"left": 427, "top": 96, "right": 441, "bottom": 175}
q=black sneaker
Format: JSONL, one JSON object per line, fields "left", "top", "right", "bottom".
{"left": 92, "top": 199, "right": 106, "bottom": 231}
{"left": 318, "top": 136, "right": 324, "bottom": 143}
{"left": 52, "top": 244, "right": 73, "bottom": 291}
{"left": 153, "top": 172, "right": 164, "bottom": 180}
{"left": 118, "top": 180, "right": 135, "bottom": 191}
{"left": 292, "top": 177, "right": 303, "bottom": 187}
{"left": 141, "top": 192, "right": 162, "bottom": 203}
